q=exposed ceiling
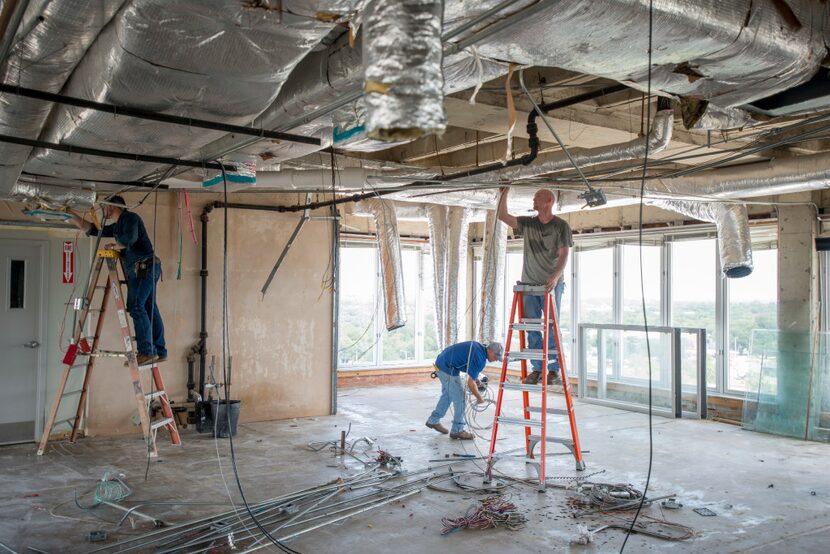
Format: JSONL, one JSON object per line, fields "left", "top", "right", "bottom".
{"left": 0, "top": 0, "right": 828, "bottom": 209}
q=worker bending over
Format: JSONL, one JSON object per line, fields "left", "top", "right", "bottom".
{"left": 497, "top": 187, "right": 573, "bottom": 386}
{"left": 426, "top": 341, "right": 503, "bottom": 440}
{"left": 70, "top": 195, "right": 167, "bottom": 366}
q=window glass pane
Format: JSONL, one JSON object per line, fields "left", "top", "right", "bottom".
{"left": 671, "top": 239, "right": 717, "bottom": 388}
{"left": 621, "top": 244, "right": 661, "bottom": 325}
{"left": 381, "top": 249, "right": 419, "bottom": 363}
{"left": 338, "top": 247, "right": 377, "bottom": 366}
{"left": 422, "top": 251, "right": 440, "bottom": 360}
{"left": 9, "top": 259, "right": 25, "bottom": 309}
{"left": 578, "top": 248, "right": 613, "bottom": 323}
{"left": 558, "top": 255, "right": 573, "bottom": 370}
{"left": 728, "top": 248, "right": 778, "bottom": 393}
{"left": 577, "top": 248, "right": 613, "bottom": 376}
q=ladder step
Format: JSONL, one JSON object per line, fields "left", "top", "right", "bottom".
{"left": 508, "top": 349, "right": 557, "bottom": 361}
{"left": 527, "top": 406, "right": 569, "bottom": 416}
{"left": 513, "top": 284, "right": 548, "bottom": 294}
{"left": 511, "top": 322, "right": 546, "bottom": 332}
{"left": 150, "top": 418, "right": 174, "bottom": 431}
{"left": 502, "top": 382, "right": 544, "bottom": 392}
{"left": 498, "top": 416, "right": 542, "bottom": 428}
{"left": 529, "top": 434, "right": 574, "bottom": 447}
{"left": 145, "top": 390, "right": 166, "bottom": 401}
{"left": 92, "top": 350, "right": 126, "bottom": 358}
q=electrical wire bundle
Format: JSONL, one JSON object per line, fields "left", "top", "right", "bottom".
{"left": 575, "top": 483, "right": 644, "bottom": 512}
{"left": 464, "top": 378, "right": 495, "bottom": 437}
{"left": 441, "top": 495, "right": 527, "bottom": 535}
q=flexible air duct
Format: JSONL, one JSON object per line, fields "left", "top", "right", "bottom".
{"left": 366, "top": 197, "right": 407, "bottom": 331}
{"left": 9, "top": 182, "right": 95, "bottom": 209}
{"left": 363, "top": 0, "right": 446, "bottom": 142}
{"left": 479, "top": 210, "right": 507, "bottom": 342}
{"left": 427, "top": 204, "right": 449, "bottom": 348}
{"left": 651, "top": 200, "right": 753, "bottom": 277}
{"left": 445, "top": 206, "right": 471, "bottom": 346}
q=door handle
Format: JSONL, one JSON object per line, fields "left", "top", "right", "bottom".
{"left": 23, "top": 340, "right": 40, "bottom": 348}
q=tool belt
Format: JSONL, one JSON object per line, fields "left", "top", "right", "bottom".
{"left": 134, "top": 256, "right": 161, "bottom": 279}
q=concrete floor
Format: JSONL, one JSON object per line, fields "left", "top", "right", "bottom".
{"left": 2, "top": 382, "right": 830, "bottom": 553}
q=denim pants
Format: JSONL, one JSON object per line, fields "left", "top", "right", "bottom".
{"left": 126, "top": 262, "right": 167, "bottom": 358}
{"left": 427, "top": 369, "right": 466, "bottom": 434}
{"left": 522, "top": 280, "right": 565, "bottom": 375}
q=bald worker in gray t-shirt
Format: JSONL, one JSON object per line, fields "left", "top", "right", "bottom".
{"left": 497, "top": 187, "right": 573, "bottom": 386}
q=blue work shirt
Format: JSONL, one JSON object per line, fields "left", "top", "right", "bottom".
{"left": 434, "top": 341, "right": 488, "bottom": 380}
{"left": 87, "top": 211, "right": 155, "bottom": 277}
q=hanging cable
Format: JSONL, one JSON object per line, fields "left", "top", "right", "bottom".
{"left": 620, "top": 1, "right": 655, "bottom": 551}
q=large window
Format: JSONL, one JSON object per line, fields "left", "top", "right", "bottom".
{"left": 338, "top": 243, "right": 437, "bottom": 369}
{"left": 727, "top": 247, "right": 778, "bottom": 393}
{"left": 671, "top": 239, "right": 717, "bottom": 388}
{"left": 621, "top": 244, "right": 661, "bottom": 325}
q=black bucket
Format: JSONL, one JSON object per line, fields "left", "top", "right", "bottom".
{"left": 206, "top": 399, "right": 240, "bottom": 438}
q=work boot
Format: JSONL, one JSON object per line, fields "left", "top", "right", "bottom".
{"left": 450, "top": 430, "right": 475, "bottom": 440}
{"left": 547, "top": 372, "right": 562, "bottom": 387}
{"left": 426, "top": 421, "right": 449, "bottom": 434}
{"left": 126, "top": 353, "right": 157, "bottom": 367}
{"left": 524, "top": 371, "right": 542, "bottom": 385}
{"left": 155, "top": 355, "right": 168, "bottom": 364}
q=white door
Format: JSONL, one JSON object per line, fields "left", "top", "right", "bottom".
{"left": 0, "top": 239, "right": 45, "bottom": 444}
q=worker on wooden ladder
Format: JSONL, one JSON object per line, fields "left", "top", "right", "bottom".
{"left": 497, "top": 187, "right": 573, "bottom": 386}
{"left": 426, "top": 341, "right": 504, "bottom": 440}
{"left": 69, "top": 195, "right": 167, "bottom": 366}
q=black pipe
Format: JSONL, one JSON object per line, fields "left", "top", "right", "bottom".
{"left": 198, "top": 205, "right": 212, "bottom": 397}
{"left": 0, "top": 83, "right": 321, "bottom": 146}
{"left": 0, "top": 133, "right": 225, "bottom": 170}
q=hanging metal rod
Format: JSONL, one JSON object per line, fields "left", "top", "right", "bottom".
{"left": 0, "top": 83, "right": 322, "bottom": 146}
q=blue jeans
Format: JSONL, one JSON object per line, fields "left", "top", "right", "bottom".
{"left": 427, "top": 370, "right": 466, "bottom": 434}
{"left": 126, "top": 262, "right": 166, "bottom": 358}
{"left": 522, "top": 281, "right": 565, "bottom": 375}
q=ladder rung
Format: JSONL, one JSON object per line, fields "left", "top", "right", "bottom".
{"left": 498, "top": 416, "right": 542, "bottom": 428}
{"left": 508, "top": 349, "right": 557, "bottom": 361}
{"left": 137, "top": 362, "right": 157, "bottom": 370}
{"left": 511, "top": 322, "right": 546, "bottom": 332}
{"left": 527, "top": 406, "right": 569, "bottom": 416}
{"left": 151, "top": 418, "right": 174, "bottom": 431}
{"left": 92, "top": 350, "right": 127, "bottom": 357}
{"left": 502, "top": 382, "right": 544, "bottom": 392}
{"left": 61, "top": 390, "right": 83, "bottom": 398}
{"left": 529, "top": 434, "right": 574, "bottom": 447}
{"left": 145, "top": 391, "right": 166, "bottom": 401}
{"left": 513, "top": 284, "right": 548, "bottom": 294}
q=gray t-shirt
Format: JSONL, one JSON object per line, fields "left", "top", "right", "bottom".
{"left": 516, "top": 216, "right": 574, "bottom": 285}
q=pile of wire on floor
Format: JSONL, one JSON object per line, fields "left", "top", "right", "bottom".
{"left": 441, "top": 495, "right": 527, "bottom": 535}
{"left": 567, "top": 482, "right": 696, "bottom": 542}
{"left": 79, "top": 463, "right": 475, "bottom": 553}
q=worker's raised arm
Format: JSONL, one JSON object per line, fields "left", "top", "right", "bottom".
{"left": 496, "top": 187, "right": 518, "bottom": 229}
{"left": 68, "top": 210, "right": 93, "bottom": 234}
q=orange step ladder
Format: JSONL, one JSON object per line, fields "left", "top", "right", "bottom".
{"left": 37, "top": 249, "right": 181, "bottom": 457}
{"left": 485, "top": 283, "right": 584, "bottom": 491}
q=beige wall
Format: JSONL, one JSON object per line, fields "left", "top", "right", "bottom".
{"left": 2, "top": 192, "right": 335, "bottom": 437}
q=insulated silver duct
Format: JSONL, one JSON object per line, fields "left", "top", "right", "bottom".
{"left": 478, "top": 210, "right": 507, "bottom": 342}
{"left": 366, "top": 198, "right": 407, "bottom": 330}
{"left": 473, "top": 0, "right": 827, "bottom": 108}
{"left": 0, "top": 0, "right": 126, "bottom": 195}
{"left": 26, "top": 0, "right": 360, "bottom": 182}
{"left": 651, "top": 200, "right": 752, "bottom": 277}
{"left": 445, "top": 206, "right": 471, "bottom": 346}
{"left": 9, "top": 182, "right": 95, "bottom": 209}
{"left": 363, "top": 0, "right": 446, "bottom": 142}
{"left": 680, "top": 100, "right": 757, "bottom": 130}
{"left": 427, "top": 204, "right": 449, "bottom": 348}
